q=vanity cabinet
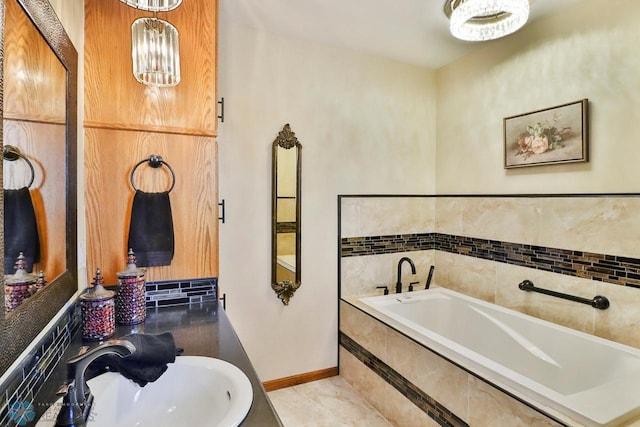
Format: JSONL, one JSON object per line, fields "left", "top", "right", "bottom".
{"left": 83, "top": 0, "right": 219, "bottom": 285}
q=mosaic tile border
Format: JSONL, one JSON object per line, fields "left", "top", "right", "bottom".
{"left": 341, "top": 233, "right": 640, "bottom": 288}
{"left": 339, "top": 331, "right": 468, "bottom": 427}
{"left": 144, "top": 277, "right": 218, "bottom": 308}
{"left": 0, "top": 303, "right": 79, "bottom": 427}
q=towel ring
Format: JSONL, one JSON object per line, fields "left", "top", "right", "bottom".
{"left": 130, "top": 155, "right": 176, "bottom": 193}
{"left": 3, "top": 145, "right": 35, "bottom": 189}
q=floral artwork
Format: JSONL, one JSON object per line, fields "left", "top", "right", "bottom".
{"left": 504, "top": 99, "right": 588, "bottom": 168}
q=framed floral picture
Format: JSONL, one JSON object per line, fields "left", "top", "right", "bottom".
{"left": 504, "top": 99, "right": 588, "bottom": 168}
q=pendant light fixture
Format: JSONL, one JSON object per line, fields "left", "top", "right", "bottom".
{"left": 121, "top": 0, "right": 182, "bottom": 87}
{"left": 445, "top": 0, "right": 530, "bottom": 42}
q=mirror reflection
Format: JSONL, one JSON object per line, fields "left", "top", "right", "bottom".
{"left": 271, "top": 124, "right": 302, "bottom": 306}
{"left": 0, "top": 0, "right": 78, "bottom": 376}
{"left": 3, "top": 0, "right": 67, "bottom": 288}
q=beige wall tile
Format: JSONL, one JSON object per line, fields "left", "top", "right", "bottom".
{"left": 340, "top": 197, "right": 434, "bottom": 238}
{"left": 468, "top": 376, "right": 563, "bottom": 427}
{"left": 461, "top": 197, "right": 540, "bottom": 245}
{"left": 340, "top": 302, "right": 387, "bottom": 360}
{"left": 594, "top": 281, "right": 640, "bottom": 348}
{"left": 341, "top": 250, "right": 435, "bottom": 298}
{"left": 435, "top": 197, "right": 464, "bottom": 235}
{"left": 496, "top": 263, "right": 596, "bottom": 334}
{"left": 434, "top": 251, "right": 497, "bottom": 303}
{"left": 539, "top": 197, "right": 640, "bottom": 259}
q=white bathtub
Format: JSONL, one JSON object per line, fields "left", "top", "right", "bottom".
{"left": 356, "top": 287, "right": 640, "bottom": 427}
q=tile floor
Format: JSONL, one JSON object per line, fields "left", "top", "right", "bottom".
{"left": 268, "top": 376, "right": 393, "bottom": 427}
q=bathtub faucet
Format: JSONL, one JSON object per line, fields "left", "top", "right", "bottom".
{"left": 396, "top": 257, "right": 416, "bottom": 293}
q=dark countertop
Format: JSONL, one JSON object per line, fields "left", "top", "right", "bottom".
{"left": 32, "top": 302, "right": 283, "bottom": 426}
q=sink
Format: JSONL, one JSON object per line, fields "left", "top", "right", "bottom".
{"left": 37, "top": 356, "right": 253, "bottom": 427}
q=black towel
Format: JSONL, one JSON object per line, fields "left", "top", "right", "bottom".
{"left": 127, "top": 190, "right": 174, "bottom": 267}
{"left": 4, "top": 187, "right": 40, "bottom": 273}
{"left": 88, "top": 332, "right": 179, "bottom": 387}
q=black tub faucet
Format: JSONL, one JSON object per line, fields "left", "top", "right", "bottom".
{"left": 396, "top": 257, "right": 416, "bottom": 293}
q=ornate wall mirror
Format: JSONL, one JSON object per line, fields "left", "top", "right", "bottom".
{"left": 0, "top": 0, "right": 78, "bottom": 375}
{"left": 271, "top": 124, "right": 301, "bottom": 305}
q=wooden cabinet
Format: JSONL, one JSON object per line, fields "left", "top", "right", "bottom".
{"left": 84, "top": 0, "right": 219, "bottom": 284}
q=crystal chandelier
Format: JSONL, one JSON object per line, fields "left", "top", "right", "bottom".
{"left": 131, "top": 17, "right": 180, "bottom": 86}
{"left": 120, "top": 0, "right": 182, "bottom": 12}
{"left": 446, "top": 0, "right": 530, "bottom": 42}
{"left": 121, "top": 0, "right": 182, "bottom": 86}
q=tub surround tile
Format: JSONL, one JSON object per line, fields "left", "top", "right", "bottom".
{"left": 434, "top": 197, "right": 463, "bottom": 236}
{"left": 594, "top": 281, "right": 640, "bottom": 348}
{"left": 341, "top": 250, "right": 435, "bottom": 297}
{"left": 467, "top": 376, "right": 563, "bottom": 427}
{"left": 496, "top": 263, "right": 597, "bottom": 334}
{"left": 540, "top": 198, "right": 640, "bottom": 260}
{"left": 434, "top": 251, "right": 496, "bottom": 303}
{"left": 340, "top": 302, "right": 387, "bottom": 361}
{"left": 339, "top": 347, "right": 389, "bottom": 422}
{"left": 339, "top": 332, "right": 468, "bottom": 427}
{"left": 385, "top": 326, "right": 469, "bottom": 421}
{"left": 340, "top": 197, "right": 434, "bottom": 239}
{"left": 460, "top": 197, "right": 540, "bottom": 246}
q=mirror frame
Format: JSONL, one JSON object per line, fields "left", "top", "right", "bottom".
{"left": 0, "top": 0, "right": 78, "bottom": 375}
{"left": 271, "top": 123, "right": 301, "bottom": 306}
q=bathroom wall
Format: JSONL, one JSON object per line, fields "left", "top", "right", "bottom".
{"left": 436, "top": 0, "right": 640, "bottom": 194}
{"left": 216, "top": 19, "right": 437, "bottom": 381}
{"left": 340, "top": 195, "right": 640, "bottom": 348}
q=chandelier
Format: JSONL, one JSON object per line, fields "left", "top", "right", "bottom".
{"left": 121, "top": 0, "right": 182, "bottom": 87}
{"left": 445, "top": 0, "right": 530, "bottom": 42}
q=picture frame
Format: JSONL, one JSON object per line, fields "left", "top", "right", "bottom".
{"left": 504, "top": 99, "right": 588, "bottom": 168}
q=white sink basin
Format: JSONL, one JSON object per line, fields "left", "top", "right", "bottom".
{"left": 38, "top": 356, "right": 253, "bottom": 427}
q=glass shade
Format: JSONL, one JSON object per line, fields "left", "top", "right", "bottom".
{"left": 120, "top": 0, "right": 182, "bottom": 12}
{"left": 450, "top": 0, "right": 529, "bottom": 41}
{"left": 131, "top": 17, "right": 180, "bottom": 87}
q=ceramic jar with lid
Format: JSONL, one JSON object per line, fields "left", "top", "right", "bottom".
{"left": 80, "top": 268, "right": 115, "bottom": 341}
{"left": 116, "top": 249, "right": 147, "bottom": 325}
{"left": 4, "top": 252, "right": 36, "bottom": 312}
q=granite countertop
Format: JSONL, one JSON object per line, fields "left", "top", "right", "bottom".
{"left": 32, "top": 302, "right": 283, "bottom": 426}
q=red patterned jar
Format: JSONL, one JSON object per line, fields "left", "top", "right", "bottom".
{"left": 116, "top": 249, "right": 147, "bottom": 325}
{"left": 5, "top": 253, "right": 36, "bottom": 312}
{"left": 80, "top": 268, "right": 115, "bottom": 341}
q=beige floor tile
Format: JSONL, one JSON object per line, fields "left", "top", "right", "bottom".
{"left": 268, "top": 376, "right": 393, "bottom": 427}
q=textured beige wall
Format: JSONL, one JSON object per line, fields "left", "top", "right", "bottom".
{"left": 436, "top": 0, "right": 640, "bottom": 194}
{"left": 217, "top": 23, "right": 437, "bottom": 381}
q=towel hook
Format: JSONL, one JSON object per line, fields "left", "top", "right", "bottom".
{"left": 130, "top": 155, "right": 176, "bottom": 193}
{"left": 3, "top": 145, "right": 35, "bottom": 189}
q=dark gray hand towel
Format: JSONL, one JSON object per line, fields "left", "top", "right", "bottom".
{"left": 4, "top": 187, "right": 40, "bottom": 273}
{"left": 127, "top": 190, "right": 174, "bottom": 267}
{"left": 87, "top": 332, "right": 179, "bottom": 387}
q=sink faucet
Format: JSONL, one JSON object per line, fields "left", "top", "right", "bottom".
{"left": 396, "top": 257, "right": 416, "bottom": 293}
{"left": 55, "top": 339, "right": 136, "bottom": 427}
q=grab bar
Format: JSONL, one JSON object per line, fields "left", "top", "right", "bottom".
{"left": 518, "top": 280, "right": 609, "bottom": 310}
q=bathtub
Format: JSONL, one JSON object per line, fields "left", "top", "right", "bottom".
{"left": 356, "top": 287, "right": 640, "bottom": 426}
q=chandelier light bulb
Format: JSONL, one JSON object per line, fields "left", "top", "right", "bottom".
{"left": 120, "top": 0, "right": 182, "bottom": 12}
{"left": 131, "top": 17, "right": 181, "bottom": 87}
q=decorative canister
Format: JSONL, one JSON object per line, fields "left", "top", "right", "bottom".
{"left": 5, "top": 253, "right": 36, "bottom": 312}
{"left": 80, "top": 268, "right": 115, "bottom": 341}
{"left": 116, "top": 249, "right": 147, "bottom": 325}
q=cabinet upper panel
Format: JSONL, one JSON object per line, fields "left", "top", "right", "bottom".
{"left": 84, "top": 0, "right": 218, "bottom": 135}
